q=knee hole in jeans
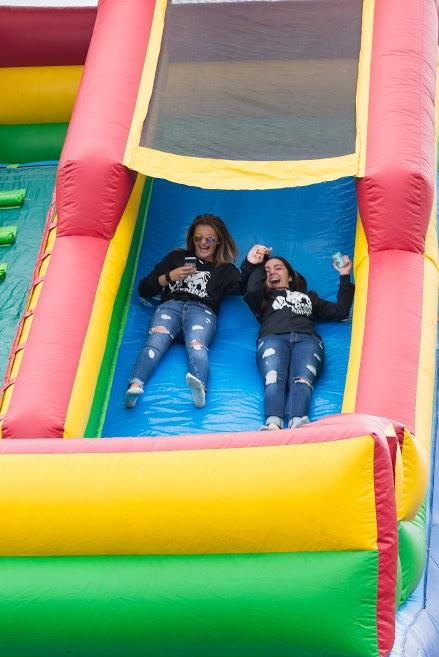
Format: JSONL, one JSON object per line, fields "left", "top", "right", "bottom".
{"left": 190, "top": 339, "right": 205, "bottom": 351}
{"left": 150, "top": 325, "right": 170, "bottom": 335}
{"left": 293, "top": 376, "right": 313, "bottom": 390}
{"left": 265, "top": 370, "right": 277, "bottom": 385}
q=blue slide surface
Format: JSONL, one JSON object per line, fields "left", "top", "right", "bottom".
{"left": 103, "top": 176, "right": 356, "bottom": 437}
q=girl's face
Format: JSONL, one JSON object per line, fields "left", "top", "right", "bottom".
{"left": 193, "top": 224, "right": 218, "bottom": 262}
{"left": 265, "top": 258, "right": 292, "bottom": 290}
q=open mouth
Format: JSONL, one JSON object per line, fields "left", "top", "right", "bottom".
{"left": 268, "top": 275, "right": 281, "bottom": 286}
{"left": 197, "top": 244, "right": 213, "bottom": 254}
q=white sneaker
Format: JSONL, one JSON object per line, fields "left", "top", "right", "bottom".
{"left": 125, "top": 382, "right": 144, "bottom": 408}
{"left": 186, "top": 373, "right": 206, "bottom": 408}
{"left": 259, "top": 423, "right": 281, "bottom": 431}
{"left": 288, "top": 416, "right": 310, "bottom": 429}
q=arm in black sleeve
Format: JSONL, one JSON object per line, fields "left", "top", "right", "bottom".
{"left": 312, "top": 275, "right": 355, "bottom": 321}
{"left": 243, "top": 261, "right": 267, "bottom": 316}
{"left": 240, "top": 257, "right": 259, "bottom": 291}
{"left": 137, "top": 251, "right": 176, "bottom": 299}
{"left": 220, "top": 264, "right": 242, "bottom": 296}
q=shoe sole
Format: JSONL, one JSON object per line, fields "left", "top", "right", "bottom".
{"left": 125, "top": 388, "right": 143, "bottom": 409}
{"left": 186, "top": 373, "right": 205, "bottom": 408}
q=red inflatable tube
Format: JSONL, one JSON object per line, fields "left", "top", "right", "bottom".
{"left": 0, "top": 6, "right": 96, "bottom": 67}
{"left": 354, "top": 250, "right": 424, "bottom": 433}
{"left": 0, "top": 413, "right": 397, "bottom": 453}
{"left": 1, "top": 236, "right": 109, "bottom": 439}
{"left": 56, "top": 0, "right": 155, "bottom": 240}
{"left": 357, "top": 0, "right": 437, "bottom": 254}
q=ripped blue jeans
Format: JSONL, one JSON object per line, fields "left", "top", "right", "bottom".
{"left": 130, "top": 299, "right": 217, "bottom": 389}
{"left": 256, "top": 331, "right": 324, "bottom": 427}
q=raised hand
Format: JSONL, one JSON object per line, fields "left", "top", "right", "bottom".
{"left": 247, "top": 244, "right": 272, "bottom": 265}
{"left": 333, "top": 255, "right": 352, "bottom": 275}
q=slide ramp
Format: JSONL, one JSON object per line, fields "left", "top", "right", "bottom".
{"left": 103, "top": 176, "right": 356, "bottom": 437}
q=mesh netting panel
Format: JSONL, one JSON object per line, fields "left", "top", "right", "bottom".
{"left": 140, "top": 0, "right": 363, "bottom": 161}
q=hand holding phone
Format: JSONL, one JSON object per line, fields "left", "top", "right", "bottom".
{"left": 167, "top": 257, "right": 197, "bottom": 284}
{"left": 184, "top": 256, "right": 197, "bottom": 268}
{"left": 332, "top": 252, "right": 345, "bottom": 269}
{"left": 332, "top": 252, "right": 352, "bottom": 274}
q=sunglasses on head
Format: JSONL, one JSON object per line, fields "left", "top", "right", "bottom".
{"left": 193, "top": 235, "right": 218, "bottom": 244}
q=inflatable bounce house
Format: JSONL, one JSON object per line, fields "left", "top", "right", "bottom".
{"left": 0, "top": 1, "right": 438, "bottom": 655}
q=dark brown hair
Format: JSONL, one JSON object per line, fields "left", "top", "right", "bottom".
{"left": 264, "top": 255, "right": 308, "bottom": 293}
{"left": 186, "top": 214, "right": 238, "bottom": 266}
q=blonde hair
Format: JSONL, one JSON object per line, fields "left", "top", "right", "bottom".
{"left": 186, "top": 214, "right": 238, "bottom": 266}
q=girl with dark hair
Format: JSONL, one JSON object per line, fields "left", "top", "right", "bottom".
{"left": 125, "top": 214, "right": 240, "bottom": 409}
{"left": 241, "top": 244, "right": 354, "bottom": 430}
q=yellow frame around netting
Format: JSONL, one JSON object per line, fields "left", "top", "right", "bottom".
{"left": 124, "top": 0, "right": 374, "bottom": 190}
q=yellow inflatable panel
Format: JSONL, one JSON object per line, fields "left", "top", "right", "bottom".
{"left": 0, "top": 436, "right": 378, "bottom": 556}
{"left": 65, "top": 176, "right": 147, "bottom": 438}
{"left": 0, "top": 66, "right": 83, "bottom": 124}
{"left": 343, "top": 216, "right": 369, "bottom": 413}
{"left": 396, "top": 429, "right": 428, "bottom": 522}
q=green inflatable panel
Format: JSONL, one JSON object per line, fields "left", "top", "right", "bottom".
{"left": 396, "top": 556, "right": 403, "bottom": 609}
{"left": 0, "top": 123, "right": 67, "bottom": 164}
{"left": 0, "top": 188, "right": 26, "bottom": 208}
{"left": 0, "top": 551, "right": 379, "bottom": 657}
{"left": 0, "top": 226, "right": 16, "bottom": 245}
{"left": 398, "top": 502, "right": 427, "bottom": 605}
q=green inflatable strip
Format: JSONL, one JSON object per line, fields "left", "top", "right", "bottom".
{"left": 0, "top": 551, "right": 379, "bottom": 657}
{"left": 0, "top": 263, "right": 8, "bottom": 281}
{"left": 85, "top": 178, "right": 153, "bottom": 438}
{"left": 0, "top": 188, "right": 26, "bottom": 208}
{"left": 398, "top": 501, "right": 426, "bottom": 605}
{"left": 396, "top": 556, "right": 403, "bottom": 609}
{"left": 0, "top": 226, "right": 16, "bottom": 245}
{"left": 0, "top": 123, "right": 68, "bottom": 164}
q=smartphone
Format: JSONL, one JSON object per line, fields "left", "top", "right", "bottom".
{"left": 332, "top": 252, "right": 345, "bottom": 269}
{"left": 184, "top": 256, "right": 197, "bottom": 267}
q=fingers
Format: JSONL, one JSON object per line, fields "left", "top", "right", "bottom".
{"left": 171, "top": 264, "right": 196, "bottom": 281}
{"left": 334, "top": 255, "right": 352, "bottom": 273}
{"left": 254, "top": 244, "right": 271, "bottom": 254}
{"left": 256, "top": 245, "right": 272, "bottom": 258}
{"left": 247, "top": 244, "right": 272, "bottom": 264}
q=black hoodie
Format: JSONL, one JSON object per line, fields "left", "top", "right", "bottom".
{"left": 138, "top": 249, "right": 241, "bottom": 314}
{"left": 241, "top": 258, "right": 354, "bottom": 339}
